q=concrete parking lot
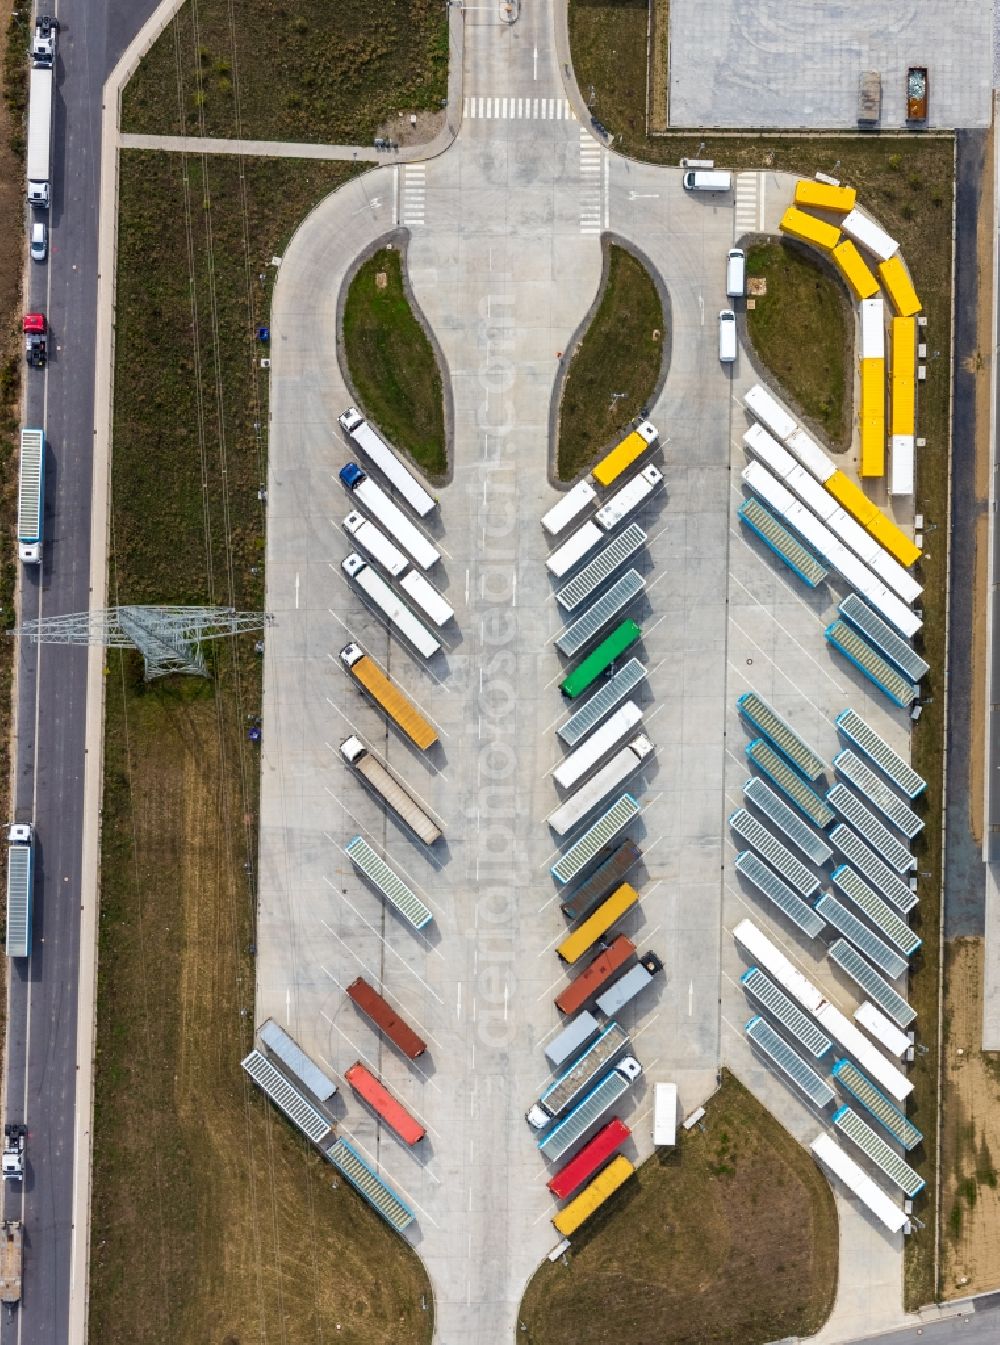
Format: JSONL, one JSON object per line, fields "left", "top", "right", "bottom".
{"left": 668, "top": 0, "right": 992, "bottom": 130}
{"left": 258, "top": 11, "right": 925, "bottom": 1342}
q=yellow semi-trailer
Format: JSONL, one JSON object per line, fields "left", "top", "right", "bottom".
{"left": 793, "top": 178, "right": 857, "bottom": 214}
{"left": 341, "top": 643, "right": 438, "bottom": 750}
{"left": 556, "top": 882, "right": 640, "bottom": 964}
{"left": 778, "top": 206, "right": 841, "bottom": 254}
{"left": 552, "top": 1155, "right": 635, "bottom": 1237}
{"left": 832, "top": 240, "right": 879, "bottom": 300}
{"left": 591, "top": 421, "right": 659, "bottom": 488}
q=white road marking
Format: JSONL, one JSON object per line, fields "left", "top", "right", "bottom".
{"left": 533, "top": 45, "right": 538, "bottom": 80}
{"left": 294, "top": 572, "right": 300, "bottom": 608}
{"left": 321, "top": 905, "right": 445, "bottom": 1004}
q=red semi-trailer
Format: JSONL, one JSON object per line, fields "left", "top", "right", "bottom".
{"left": 547, "top": 1118, "right": 631, "bottom": 1200}
{"left": 344, "top": 1062, "right": 426, "bottom": 1145}
{"left": 346, "top": 978, "right": 427, "bottom": 1060}
{"left": 555, "top": 935, "right": 636, "bottom": 1016}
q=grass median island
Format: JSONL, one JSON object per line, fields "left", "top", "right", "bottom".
{"left": 121, "top": 0, "right": 447, "bottom": 144}
{"left": 91, "top": 151, "right": 433, "bottom": 1345}
{"left": 519, "top": 1071, "right": 838, "bottom": 1344}
{"left": 342, "top": 247, "right": 447, "bottom": 480}
{"left": 745, "top": 241, "right": 852, "bottom": 448}
{"left": 557, "top": 242, "right": 664, "bottom": 481}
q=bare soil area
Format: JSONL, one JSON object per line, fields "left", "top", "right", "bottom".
{"left": 941, "top": 938, "right": 1000, "bottom": 1296}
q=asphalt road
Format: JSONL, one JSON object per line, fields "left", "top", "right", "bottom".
{"left": 845, "top": 1297, "right": 1000, "bottom": 1345}
{"left": 944, "top": 128, "right": 988, "bottom": 934}
{"left": 1, "top": 2, "right": 160, "bottom": 1340}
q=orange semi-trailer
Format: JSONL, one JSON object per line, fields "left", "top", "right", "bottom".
{"left": 340, "top": 643, "right": 438, "bottom": 750}
{"left": 555, "top": 935, "right": 636, "bottom": 1015}
{"left": 344, "top": 1062, "right": 426, "bottom": 1145}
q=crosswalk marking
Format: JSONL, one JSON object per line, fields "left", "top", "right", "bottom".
{"left": 735, "top": 171, "right": 761, "bottom": 238}
{"left": 579, "top": 127, "right": 604, "bottom": 235}
{"left": 463, "top": 96, "right": 576, "bottom": 122}
{"left": 402, "top": 163, "right": 426, "bottom": 227}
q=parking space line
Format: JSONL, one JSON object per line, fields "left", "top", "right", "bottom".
{"left": 321, "top": 905, "right": 446, "bottom": 1006}
{"left": 325, "top": 787, "right": 447, "bottom": 882}
{"left": 535, "top": 972, "right": 565, "bottom": 1003}
{"left": 727, "top": 617, "right": 848, "bottom": 717}
{"left": 318, "top": 1008, "right": 443, "bottom": 1102}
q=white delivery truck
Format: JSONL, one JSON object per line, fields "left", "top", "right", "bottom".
{"left": 726, "top": 249, "right": 746, "bottom": 298}
{"left": 341, "top": 554, "right": 440, "bottom": 659}
{"left": 26, "top": 66, "right": 52, "bottom": 207}
{"left": 683, "top": 170, "right": 732, "bottom": 193}
{"left": 339, "top": 464, "right": 440, "bottom": 570}
{"left": 343, "top": 510, "right": 408, "bottom": 577}
{"left": 719, "top": 309, "right": 737, "bottom": 363}
{"left": 339, "top": 409, "right": 436, "bottom": 517}
{"left": 653, "top": 1081, "right": 677, "bottom": 1146}
{"left": 594, "top": 466, "right": 662, "bottom": 531}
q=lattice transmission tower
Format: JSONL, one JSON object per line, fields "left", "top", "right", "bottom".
{"left": 12, "top": 606, "right": 271, "bottom": 680}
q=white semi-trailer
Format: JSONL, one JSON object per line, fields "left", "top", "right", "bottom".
{"left": 339, "top": 464, "right": 440, "bottom": 570}
{"left": 553, "top": 701, "right": 644, "bottom": 791}
{"left": 342, "top": 553, "right": 440, "bottom": 659}
{"left": 548, "top": 736, "right": 653, "bottom": 837}
{"left": 5, "top": 825, "right": 33, "bottom": 959}
{"left": 400, "top": 569, "right": 454, "bottom": 627}
{"left": 594, "top": 466, "right": 663, "bottom": 531}
{"left": 343, "top": 510, "right": 408, "bottom": 577}
{"left": 17, "top": 429, "right": 44, "bottom": 564}
{"left": 26, "top": 66, "right": 53, "bottom": 207}
{"left": 339, "top": 409, "right": 436, "bottom": 517}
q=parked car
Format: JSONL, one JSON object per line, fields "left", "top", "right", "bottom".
{"left": 719, "top": 309, "right": 737, "bottom": 363}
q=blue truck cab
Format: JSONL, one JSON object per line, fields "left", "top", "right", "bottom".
{"left": 339, "top": 462, "right": 365, "bottom": 490}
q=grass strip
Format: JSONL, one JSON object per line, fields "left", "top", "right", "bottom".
{"left": 519, "top": 1070, "right": 838, "bottom": 1345}
{"left": 342, "top": 246, "right": 447, "bottom": 481}
{"left": 121, "top": 0, "right": 448, "bottom": 144}
{"left": 557, "top": 241, "right": 664, "bottom": 481}
{"left": 92, "top": 150, "right": 433, "bottom": 1345}
{"left": 745, "top": 241, "right": 853, "bottom": 449}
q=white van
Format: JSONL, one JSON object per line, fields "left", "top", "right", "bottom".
{"left": 719, "top": 309, "right": 737, "bottom": 363}
{"left": 683, "top": 170, "right": 732, "bottom": 193}
{"left": 726, "top": 248, "right": 745, "bottom": 298}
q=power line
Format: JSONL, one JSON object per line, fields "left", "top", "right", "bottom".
{"left": 12, "top": 605, "right": 269, "bottom": 680}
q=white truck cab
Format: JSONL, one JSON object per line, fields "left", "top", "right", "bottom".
{"left": 31, "top": 16, "right": 58, "bottom": 67}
